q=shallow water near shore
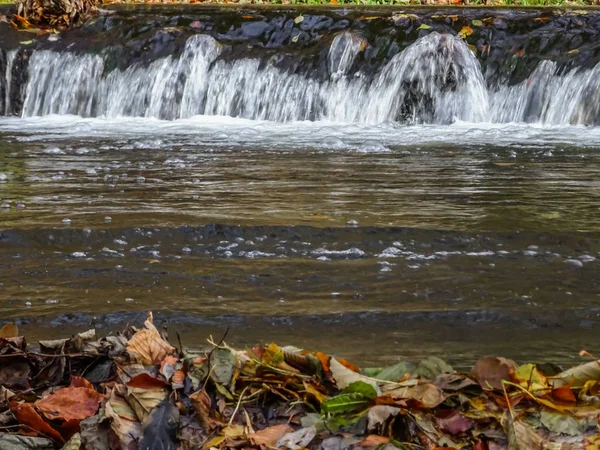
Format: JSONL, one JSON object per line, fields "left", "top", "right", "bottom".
{"left": 2, "top": 116, "right": 600, "bottom": 369}
{"left": 2, "top": 5, "right": 600, "bottom": 369}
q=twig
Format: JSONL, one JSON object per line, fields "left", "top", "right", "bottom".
{"left": 502, "top": 380, "right": 514, "bottom": 420}
{"left": 202, "top": 327, "right": 230, "bottom": 389}
{"left": 228, "top": 385, "right": 249, "bottom": 425}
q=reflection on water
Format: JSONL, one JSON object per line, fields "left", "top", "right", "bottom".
{"left": 0, "top": 118, "right": 599, "bottom": 367}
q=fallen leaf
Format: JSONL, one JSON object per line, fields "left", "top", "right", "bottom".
{"left": 35, "top": 385, "right": 103, "bottom": 422}
{"left": 277, "top": 426, "right": 316, "bottom": 450}
{"left": 552, "top": 385, "right": 576, "bottom": 403}
{"left": 357, "top": 434, "right": 389, "bottom": 448}
{"left": 322, "top": 393, "right": 374, "bottom": 415}
{"left": 250, "top": 424, "right": 293, "bottom": 447}
{"left": 139, "top": 399, "right": 179, "bottom": 450}
{"left": 459, "top": 26, "right": 473, "bottom": 38}
{"left": 540, "top": 410, "right": 583, "bottom": 436}
{"left": 386, "top": 382, "right": 445, "bottom": 408}
{"left": 126, "top": 385, "right": 168, "bottom": 424}
{"left": 126, "top": 373, "right": 169, "bottom": 389}
{"left": 330, "top": 358, "right": 382, "bottom": 395}
{"left": 471, "top": 356, "right": 517, "bottom": 390}
{"left": 367, "top": 405, "right": 400, "bottom": 429}
{"left": 127, "top": 328, "right": 175, "bottom": 366}
{"left": 10, "top": 401, "right": 64, "bottom": 444}
{"left": 0, "top": 359, "right": 30, "bottom": 390}
{"left": 554, "top": 359, "right": 600, "bottom": 389}
{"left": 436, "top": 410, "right": 474, "bottom": 434}
{"left": 0, "top": 323, "right": 19, "bottom": 338}
{"left": 105, "top": 386, "right": 141, "bottom": 450}
{"left": 502, "top": 412, "right": 542, "bottom": 450}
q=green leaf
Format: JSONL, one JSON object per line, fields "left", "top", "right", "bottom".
{"left": 417, "top": 24, "right": 431, "bottom": 30}
{"left": 471, "top": 19, "right": 484, "bottom": 27}
{"left": 214, "top": 383, "right": 234, "bottom": 401}
{"left": 20, "top": 40, "right": 35, "bottom": 45}
{"left": 413, "top": 357, "right": 453, "bottom": 380}
{"left": 341, "top": 381, "right": 378, "bottom": 400}
{"left": 375, "top": 362, "right": 415, "bottom": 382}
{"left": 322, "top": 393, "right": 373, "bottom": 415}
{"left": 540, "top": 411, "right": 583, "bottom": 436}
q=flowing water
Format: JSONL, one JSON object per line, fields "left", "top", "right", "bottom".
{"left": 1, "top": 6, "right": 600, "bottom": 368}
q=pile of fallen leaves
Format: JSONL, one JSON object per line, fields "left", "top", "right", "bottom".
{"left": 11, "top": 0, "right": 98, "bottom": 31}
{"left": 2, "top": 314, "right": 600, "bottom": 449}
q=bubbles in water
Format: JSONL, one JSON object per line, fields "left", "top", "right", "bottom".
{"left": 320, "top": 136, "right": 346, "bottom": 149}
{"left": 356, "top": 140, "right": 389, "bottom": 153}
{"left": 347, "top": 219, "right": 359, "bottom": 227}
{"left": 43, "top": 147, "right": 65, "bottom": 155}
{"left": 62, "top": 218, "right": 72, "bottom": 225}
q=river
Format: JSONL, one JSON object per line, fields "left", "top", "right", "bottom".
{"left": 1, "top": 5, "right": 599, "bottom": 369}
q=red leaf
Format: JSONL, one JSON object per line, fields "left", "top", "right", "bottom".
{"left": 10, "top": 401, "right": 65, "bottom": 444}
{"left": 126, "top": 373, "right": 169, "bottom": 389}
{"left": 553, "top": 386, "right": 576, "bottom": 403}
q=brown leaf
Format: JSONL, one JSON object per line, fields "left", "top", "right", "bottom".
{"left": 471, "top": 356, "right": 517, "bottom": 390}
{"left": 189, "top": 389, "right": 216, "bottom": 430}
{"left": 357, "top": 434, "right": 390, "bottom": 449}
{"left": 10, "top": 401, "right": 65, "bottom": 444}
{"left": 436, "top": 411, "right": 474, "bottom": 434}
{"left": 0, "top": 358, "right": 30, "bottom": 390}
{"left": 387, "top": 382, "right": 445, "bottom": 408}
{"left": 250, "top": 424, "right": 293, "bottom": 447}
{"left": 35, "top": 385, "right": 104, "bottom": 422}
{"left": 126, "top": 385, "right": 168, "bottom": 423}
{"left": 127, "top": 329, "right": 175, "bottom": 366}
{"left": 0, "top": 323, "right": 19, "bottom": 338}
{"left": 70, "top": 375, "right": 93, "bottom": 389}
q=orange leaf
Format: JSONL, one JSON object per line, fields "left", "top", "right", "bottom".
{"left": 172, "top": 369, "right": 186, "bottom": 387}
{"left": 70, "top": 376, "right": 93, "bottom": 389}
{"left": 337, "top": 358, "right": 361, "bottom": 373}
{"left": 10, "top": 401, "right": 64, "bottom": 444}
{"left": 35, "top": 386, "right": 103, "bottom": 422}
{"left": 250, "top": 424, "right": 293, "bottom": 447}
{"left": 553, "top": 386, "right": 576, "bottom": 403}
{"left": 314, "top": 352, "right": 331, "bottom": 375}
{"left": 358, "top": 435, "right": 390, "bottom": 449}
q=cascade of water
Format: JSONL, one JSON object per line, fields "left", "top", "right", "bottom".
{"left": 1, "top": 50, "right": 16, "bottom": 116}
{"left": 491, "top": 61, "right": 600, "bottom": 125}
{"left": 7, "top": 30, "right": 600, "bottom": 125}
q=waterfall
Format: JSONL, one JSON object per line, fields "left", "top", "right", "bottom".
{"left": 5, "top": 31, "right": 600, "bottom": 125}
{"left": 0, "top": 50, "right": 16, "bottom": 116}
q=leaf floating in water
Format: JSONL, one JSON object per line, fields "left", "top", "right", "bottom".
{"left": 294, "top": 15, "right": 304, "bottom": 24}
{"left": 0, "top": 323, "right": 18, "bottom": 338}
{"left": 19, "top": 40, "right": 35, "bottom": 45}
{"left": 417, "top": 24, "right": 431, "bottom": 30}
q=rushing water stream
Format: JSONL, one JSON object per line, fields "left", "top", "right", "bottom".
{"left": 1, "top": 6, "right": 600, "bottom": 368}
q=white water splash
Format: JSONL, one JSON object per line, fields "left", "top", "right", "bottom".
{"left": 2, "top": 50, "right": 17, "bottom": 116}
{"left": 9, "top": 31, "right": 600, "bottom": 126}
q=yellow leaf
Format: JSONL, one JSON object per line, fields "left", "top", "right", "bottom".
{"left": 417, "top": 24, "right": 431, "bottom": 30}
{"left": 0, "top": 323, "right": 18, "bottom": 338}
{"left": 459, "top": 26, "right": 473, "bottom": 39}
{"left": 294, "top": 15, "right": 303, "bottom": 24}
{"left": 202, "top": 436, "right": 226, "bottom": 449}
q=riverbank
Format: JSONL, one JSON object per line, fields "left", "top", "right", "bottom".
{"left": 1, "top": 313, "right": 599, "bottom": 449}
